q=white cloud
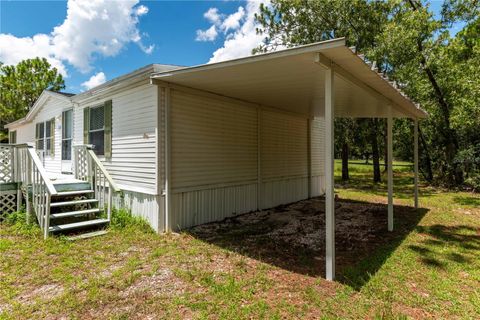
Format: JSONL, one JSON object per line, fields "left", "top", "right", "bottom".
{"left": 81, "top": 72, "right": 106, "bottom": 90}
{"left": 135, "top": 5, "right": 149, "bottom": 16}
{"left": 196, "top": 25, "right": 218, "bottom": 42}
{"left": 0, "top": 34, "right": 67, "bottom": 76}
{"left": 204, "top": 8, "right": 221, "bottom": 24}
{"left": 221, "top": 7, "right": 245, "bottom": 32}
{"left": 0, "top": 0, "right": 153, "bottom": 76}
{"left": 208, "top": 0, "right": 271, "bottom": 63}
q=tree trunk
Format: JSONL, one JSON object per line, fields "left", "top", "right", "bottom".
{"left": 342, "top": 142, "right": 349, "bottom": 181}
{"left": 371, "top": 119, "right": 381, "bottom": 183}
{"left": 418, "top": 126, "right": 434, "bottom": 182}
{"left": 407, "top": 0, "right": 463, "bottom": 185}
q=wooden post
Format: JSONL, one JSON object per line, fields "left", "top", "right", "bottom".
{"left": 44, "top": 193, "right": 51, "bottom": 240}
{"left": 387, "top": 107, "right": 394, "bottom": 231}
{"left": 414, "top": 119, "right": 419, "bottom": 209}
{"left": 325, "top": 65, "right": 335, "bottom": 280}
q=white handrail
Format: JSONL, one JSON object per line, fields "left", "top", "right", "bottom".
{"left": 13, "top": 144, "right": 56, "bottom": 239}
{"left": 73, "top": 145, "right": 121, "bottom": 222}
{"left": 26, "top": 147, "right": 57, "bottom": 196}
{"left": 86, "top": 149, "right": 120, "bottom": 192}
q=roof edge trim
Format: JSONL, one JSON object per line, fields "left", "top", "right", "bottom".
{"left": 151, "top": 38, "right": 346, "bottom": 78}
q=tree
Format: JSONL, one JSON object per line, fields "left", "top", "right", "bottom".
{"left": 0, "top": 57, "right": 65, "bottom": 141}
{"left": 334, "top": 118, "right": 355, "bottom": 181}
{"left": 254, "top": 0, "right": 480, "bottom": 188}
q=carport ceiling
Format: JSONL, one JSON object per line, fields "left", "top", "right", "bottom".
{"left": 151, "top": 38, "right": 426, "bottom": 119}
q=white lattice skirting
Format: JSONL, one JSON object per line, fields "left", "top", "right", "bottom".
{"left": 0, "top": 190, "right": 17, "bottom": 222}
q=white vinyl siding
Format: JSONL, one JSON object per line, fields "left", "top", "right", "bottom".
{"left": 167, "top": 88, "right": 319, "bottom": 229}
{"left": 260, "top": 110, "right": 308, "bottom": 179}
{"left": 113, "top": 191, "right": 163, "bottom": 233}
{"left": 171, "top": 89, "right": 258, "bottom": 190}
{"left": 169, "top": 89, "right": 258, "bottom": 228}
{"left": 10, "top": 124, "right": 35, "bottom": 145}
{"left": 74, "top": 83, "right": 158, "bottom": 193}
{"left": 259, "top": 110, "right": 309, "bottom": 208}
{"left": 310, "top": 117, "right": 326, "bottom": 196}
{"left": 28, "top": 98, "right": 68, "bottom": 174}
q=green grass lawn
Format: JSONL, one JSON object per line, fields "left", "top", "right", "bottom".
{"left": 1, "top": 161, "right": 479, "bottom": 319}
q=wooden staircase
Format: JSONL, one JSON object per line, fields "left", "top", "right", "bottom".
{"left": 1, "top": 143, "right": 120, "bottom": 239}
{"left": 47, "top": 181, "right": 108, "bottom": 236}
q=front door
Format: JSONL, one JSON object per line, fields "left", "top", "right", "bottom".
{"left": 61, "top": 109, "right": 73, "bottom": 173}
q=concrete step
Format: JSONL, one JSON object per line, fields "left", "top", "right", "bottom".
{"left": 50, "top": 198, "right": 98, "bottom": 207}
{"left": 66, "top": 230, "right": 109, "bottom": 241}
{"left": 50, "top": 208, "right": 100, "bottom": 219}
{"left": 49, "top": 218, "right": 109, "bottom": 232}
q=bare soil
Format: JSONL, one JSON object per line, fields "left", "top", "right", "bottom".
{"left": 189, "top": 196, "right": 420, "bottom": 277}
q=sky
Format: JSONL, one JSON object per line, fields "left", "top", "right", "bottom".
{"left": 0, "top": 0, "right": 462, "bottom": 93}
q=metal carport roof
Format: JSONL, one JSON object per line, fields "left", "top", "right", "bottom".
{"left": 151, "top": 38, "right": 426, "bottom": 119}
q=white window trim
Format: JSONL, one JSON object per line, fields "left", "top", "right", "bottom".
{"left": 88, "top": 104, "right": 105, "bottom": 155}
{"left": 35, "top": 121, "right": 53, "bottom": 156}
{"left": 62, "top": 109, "right": 73, "bottom": 161}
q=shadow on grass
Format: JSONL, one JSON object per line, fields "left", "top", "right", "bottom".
{"left": 337, "top": 204, "right": 428, "bottom": 290}
{"left": 453, "top": 196, "right": 480, "bottom": 207}
{"left": 408, "top": 224, "right": 480, "bottom": 269}
{"left": 188, "top": 197, "right": 428, "bottom": 290}
{"left": 336, "top": 173, "right": 436, "bottom": 200}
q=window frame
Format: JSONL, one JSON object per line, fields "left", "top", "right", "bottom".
{"left": 9, "top": 130, "right": 17, "bottom": 144}
{"left": 35, "top": 119, "right": 54, "bottom": 156}
{"left": 88, "top": 104, "right": 105, "bottom": 156}
{"left": 62, "top": 109, "right": 73, "bottom": 161}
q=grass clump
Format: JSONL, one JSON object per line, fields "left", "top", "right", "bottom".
{"left": 109, "top": 207, "right": 153, "bottom": 232}
{"left": 2, "top": 209, "right": 40, "bottom": 237}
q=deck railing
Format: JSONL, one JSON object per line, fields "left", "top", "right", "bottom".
{"left": 13, "top": 144, "right": 57, "bottom": 238}
{"left": 73, "top": 145, "right": 120, "bottom": 221}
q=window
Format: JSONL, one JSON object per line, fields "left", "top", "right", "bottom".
{"left": 35, "top": 119, "right": 54, "bottom": 155}
{"left": 36, "top": 122, "right": 45, "bottom": 151}
{"left": 9, "top": 131, "right": 16, "bottom": 144}
{"left": 84, "top": 100, "right": 111, "bottom": 158}
{"left": 89, "top": 105, "right": 105, "bottom": 155}
{"left": 62, "top": 110, "right": 73, "bottom": 160}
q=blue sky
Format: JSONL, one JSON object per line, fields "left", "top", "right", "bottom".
{"left": 0, "top": 0, "right": 462, "bottom": 93}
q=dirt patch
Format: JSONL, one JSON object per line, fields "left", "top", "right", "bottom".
{"left": 120, "top": 268, "right": 186, "bottom": 298}
{"left": 17, "top": 284, "right": 64, "bottom": 305}
{"left": 0, "top": 303, "right": 12, "bottom": 314}
{"left": 190, "top": 196, "right": 421, "bottom": 276}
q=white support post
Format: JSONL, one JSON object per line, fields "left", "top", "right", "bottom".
{"left": 414, "top": 119, "right": 419, "bottom": 209}
{"left": 387, "top": 107, "right": 394, "bottom": 231}
{"left": 325, "top": 65, "right": 335, "bottom": 281}
{"left": 164, "top": 87, "right": 172, "bottom": 232}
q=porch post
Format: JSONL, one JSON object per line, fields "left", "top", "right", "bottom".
{"left": 164, "top": 87, "right": 172, "bottom": 232}
{"left": 387, "top": 106, "right": 394, "bottom": 231}
{"left": 414, "top": 118, "right": 419, "bottom": 209}
{"left": 325, "top": 65, "right": 335, "bottom": 280}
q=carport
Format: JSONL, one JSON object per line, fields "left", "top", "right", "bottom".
{"left": 151, "top": 37, "right": 427, "bottom": 280}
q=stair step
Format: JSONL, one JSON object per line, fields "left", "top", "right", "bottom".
{"left": 54, "top": 190, "right": 94, "bottom": 197}
{"left": 53, "top": 182, "right": 91, "bottom": 193}
{"left": 67, "top": 230, "right": 109, "bottom": 241}
{"left": 50, "top": 208, "right": 100, "bottom": 219}
{"left": 49, "top": 218, "right": 109, "bottom": 232}
{"left": 51, "top": 198, "right": 98, "bottom": 207}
